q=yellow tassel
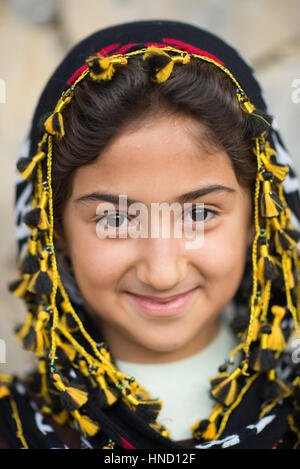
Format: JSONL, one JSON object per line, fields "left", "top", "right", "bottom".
{"left": 0, "top": 385, "right": 11, "bottom": 399}
{"left": 191, "top": 404, "right": 223, "bottom": 440}
{"left": 44, "top": 111, "right": 65, "bottom": 138}
{"left": 260, "top": 179, "right": 285, "bottom": 218}
{"left": 268, "top": 306, "right": 286, "bottom": 352}
{"left": 95, "top": 373, "right": 118, "bottom": 406}
{"left": 272, "top": 217, "right": 298, "bottom": 254}
{"left": 53, "top": 373, "right": 88, "bottom": 409}
{"left": 257, "top": 242, "right": 278, "bottom": 283}
{"left": 142, "top": 46, "right": 190, "bottom": 83}
{"left": 35, "top": 310, "right": 50, "bottom": 356}
{"left": 18, "top": 148, "right": 46, "bottom": 180}
{"left": 71, "top": 410, "right": 100, "bottom": 437}
{"left": 259, "top": 154, "right": 289, "bottom": 183}
{"left": 9, "top": 275, "right": 30, "bottom": 298}
{"left": 210, "top": 363, "right": 247, "bottom": 407}
{"left": 15, "top": 312, "right": 34, "bottom": 342}
{"left": 52, "top": 410, "right": 69, "bottom": 425}
{"left": 87, "top": 54, "right": 127, "bottom": 81}
{"left": 44, "top": 93, "right": 73, "bottom": 138}
{"left": 55, "top": 334, "right": 76, "bottom": 362}
{"left": 28, "top": 250, "right": 53, "bottom": 296}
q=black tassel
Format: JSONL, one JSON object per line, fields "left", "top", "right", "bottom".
{"left": 8, "top": 276, "right": 30, "bottom": 298}
{"left": 94, "top": 386, "right": 120, "bottom": 410}
{"left": 210, "top": 363, "right": 247, "bottom": 407}
{"left": 52, "top": 373, "right": 88, "bottom": 411}
{"left": 249, "top": 325, "right": 277, "bottom": 372}
{"left": 260, "top": 171, "right": 286, "bottom": 218}
{"left": 246, "top": 110, "right": 273, "bottom": 138}
{"left": 273, "top": 221, "right": 299, "bottom": 254}
{"left": 16, "top": 145, "right": 46, "bottom": 180}
{"left": 59, "top": 382, "right": 88, "bottom": 412}
{"left": 20, "top": 236, "right": 39, "bottom": 274}
{"left": 86, "top": 55, "right": 127, "bottom": 81}
{"left": 20, "top": 252, "right": 39, "bottom": 274}
{"left": 143, "top": 53, "right": 172, "bottom": 81}
{"left": 257, "top": 236, "right": 279, "bottom": 282}
{"left": 28, "top": 250, "right": 53, "bottom": 296}
{"left": 44, "top": 111, "right": 65, "bottom": 138}
{"left": 261, "top": 371, "right": 290, "bottom": 401}
{"left": 23, "top": 190, "right": 49, "bottom": 231}
{"left": 135, "top": 401, "right": 162, "bottom": 423}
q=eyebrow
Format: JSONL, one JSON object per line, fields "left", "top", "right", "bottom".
{"left": 74, "top": 185, "right": 237, "bottom": 206}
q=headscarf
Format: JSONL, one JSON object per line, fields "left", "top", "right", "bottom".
{"left": 2, "top": 19, "right": 300, "bottom": 449}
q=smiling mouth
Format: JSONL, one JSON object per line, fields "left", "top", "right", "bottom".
{"left": 125, "top": 288, "right": 198, "bottom": 303}
{"left": 125, "top": 287, "right": 199, "bottom": 317}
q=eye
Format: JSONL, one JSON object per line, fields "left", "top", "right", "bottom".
{"left": 96, "top": 211, "right": 131, "bottom": 230}
{"left": 183, "top": 206, "right": 218, "bottom": 224}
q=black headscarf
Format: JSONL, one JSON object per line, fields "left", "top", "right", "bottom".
{"left": 2, "top": 19, "right": 300, "bottom": 450}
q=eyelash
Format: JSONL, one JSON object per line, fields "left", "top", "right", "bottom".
{"left": 94, "top": 207, "right": 219, "bottom": 229}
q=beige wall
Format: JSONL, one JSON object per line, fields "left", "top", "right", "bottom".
{"left": 1, "top": 0, "right": 300, "bottom": 376}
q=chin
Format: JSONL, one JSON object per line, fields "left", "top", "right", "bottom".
{"left": 139, "top": 336, "right": 188, "bottom": 354}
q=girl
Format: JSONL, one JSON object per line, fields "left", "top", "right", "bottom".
{"left": 1, "top": 19, "right": 300, "bottom": 449}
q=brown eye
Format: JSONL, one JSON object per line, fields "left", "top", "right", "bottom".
{"left": 184, "top": 207, "right": 217, "bottom": 223}
{"left": 97, "top": 212, "right": 130, "bottom": 229}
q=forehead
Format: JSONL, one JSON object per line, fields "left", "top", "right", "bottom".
{"left": 71, "top": 114, "right": 241, "bottom": 200}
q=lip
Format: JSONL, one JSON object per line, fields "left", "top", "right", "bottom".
{"left": 125, "top": 287, "right": 199, "bottom": 317}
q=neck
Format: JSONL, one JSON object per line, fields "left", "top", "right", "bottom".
{"left": 99, "top": 316, "right": 222, "bottom": 364}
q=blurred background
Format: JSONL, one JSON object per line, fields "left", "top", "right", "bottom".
{"left": 0, "top": 0, "right": 300, "bottom": 375}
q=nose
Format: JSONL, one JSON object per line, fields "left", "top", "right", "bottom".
{"left": 135, "top": 237, "right": 188, "bottom": 292}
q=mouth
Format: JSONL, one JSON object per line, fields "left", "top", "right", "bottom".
{"left": 125, "top": 287, "right": 199, "bottom": 317}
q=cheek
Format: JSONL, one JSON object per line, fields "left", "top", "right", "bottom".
{"left": 68, "top": 230, "right": 130, "bottom": 291}
{"left": 193, "top": 214, "right": 249, "bottom": 286}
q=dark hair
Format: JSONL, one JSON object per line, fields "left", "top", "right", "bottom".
{"left": 52, "top": 57, "right": 261, "bottom": 228}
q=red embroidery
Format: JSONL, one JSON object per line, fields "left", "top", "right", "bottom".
{"left": 67, "top": 38, "right": 224, "bottom": 85}
{"left": 145, "top": 42, "right": 169, "bottom": 49}
{"left": 162, "top": 38, "right": 224, "bottom": 65}
{"left": 114, "top": 43, "right": 139, "bottom": 54}
{"left": 98, "top": 43, "right": 120, "bottom": 56}
{"left": 67, "top": 64, "right": 88, "bottom": 85}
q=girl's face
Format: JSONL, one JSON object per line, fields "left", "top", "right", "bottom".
{"left": 62, "top": 114, "right": 255, "bottom": 364}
